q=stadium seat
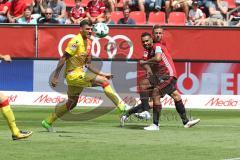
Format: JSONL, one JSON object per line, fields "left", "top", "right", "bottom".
{"left": 64, "top": 0, "right": 75, "bottom": 7}
{"left": 225, "top": 0, "right": 237, "bottom": 9}
{"left": 111, "top": 11, "right": 124, "bottom": 24}
{"left": 129, "top": 11, "right": 146, "bottom": 25}
{"left": 147, "top": 11, "right": 166, "bottom": 25}
{"left": 167, "top": 12, "right": 186, "bottom": 26}
{"left": 64, "top": 0, "right": 88, "bottom": 7}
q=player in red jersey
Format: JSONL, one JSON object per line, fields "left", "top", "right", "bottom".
{"left": 120, "top": 25, "right": 165, "bottom": 125}
{"left": 121, "top": 27, "right": 200, "bottom": 130}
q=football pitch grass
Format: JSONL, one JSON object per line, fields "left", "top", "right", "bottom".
{"left": 0, "top": 106, "right": 240, "bottom": 160}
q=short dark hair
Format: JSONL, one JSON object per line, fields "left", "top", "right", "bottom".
{"left": 152, "top": 25, "right": 163, "bottom": 33}
{"left": 141, "top": 32, "right": 151, "bottom": 38}
{"left": 80, "top": 20, "right": 92, "bottom": 27}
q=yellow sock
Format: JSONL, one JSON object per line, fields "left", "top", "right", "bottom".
{"left": 1, "top": 105, "right": 20, "bottom": 136}
{"left": 103, "top": 85, "right": 125, "bottom": 111}
{"left": 46, "top": 104, "right": 68, "bottom": 124}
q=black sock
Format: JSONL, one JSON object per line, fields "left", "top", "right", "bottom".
{"left": 126, "top": 103, "right": 144, "bottom": 117}
{"left": 140, "top": 92, "right": 150, "bottom": 111}
{"left": 153, "top": 105, "right": 162, "bottom": 126}
{"left": 175, "top": 100, "right": 189, "bottom": 125}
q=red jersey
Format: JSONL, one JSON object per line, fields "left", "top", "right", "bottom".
{"left": 0, "top": 1, "right": 10, "bottom": 16}
{"left": 70, "top": 6, "right": 86, "bottom": 19}
{"left": 86, "top": 0, "right": 105, "bottom": 17}
{"left": 9, "top": 0, "right": 26, "bottom": 17}
{"left": 143, "top": 43, "right": 177, "bottom": 78}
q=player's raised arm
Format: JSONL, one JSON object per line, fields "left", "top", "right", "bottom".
{"left": 0, "top": 54, "right": 12, "bottom": 62}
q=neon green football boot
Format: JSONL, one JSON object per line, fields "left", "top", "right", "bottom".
{"left": 41, "top": 120, "right": 55, "bottom": 132}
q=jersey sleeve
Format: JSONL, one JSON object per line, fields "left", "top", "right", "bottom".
{"left": 142, "top": 50, "right": 148, "bottom": 61}
{"left": 65, "top": 36, "right": 80, "bottom": 56}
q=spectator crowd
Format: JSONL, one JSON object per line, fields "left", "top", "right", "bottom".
{"left": 0, "top": 0, "right": 240, "bottom": 26}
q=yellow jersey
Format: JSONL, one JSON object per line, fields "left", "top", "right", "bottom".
{"left": 64, "top": 33, "right": 92, "bottom": 79}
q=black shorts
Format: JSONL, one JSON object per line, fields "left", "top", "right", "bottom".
{"left": 148, "top": 75, "right": 177, "bottom": 96}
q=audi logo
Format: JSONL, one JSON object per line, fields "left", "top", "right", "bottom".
{"left": 58, "top": 34, "right": 134, "bottom": 59}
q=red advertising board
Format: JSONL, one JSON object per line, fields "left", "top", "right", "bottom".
{"left": 0, "top": 26, "right": 35, "bottom": 58}
{"left": 1, "top": 25, "right": 240, "bottom": 61}
{"left": 38, "top": 26, "right": 240, "bottom": 61}
{"left": 38, "top": 26, "right": 80, "bottom": 58}
{"left": 164, "top": 27, "right": 240, "bottom": 61}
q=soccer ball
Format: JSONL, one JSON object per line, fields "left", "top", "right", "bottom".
{"left": 93, "top": 22, "right": 109, "bottom": 38}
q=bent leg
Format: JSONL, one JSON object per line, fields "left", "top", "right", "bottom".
{"left": 92, "top": 75, "right": 125, "bottom": 111}
{"left": 45, "top": 86, "right": 83, "bottom": 125}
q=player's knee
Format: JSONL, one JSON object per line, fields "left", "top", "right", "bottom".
{"left": 153, "top": 104, "right": 162, "bottom": 112}
{"left": 153, "top": 96, "right": 161, "bottom": 106}
{"left": 0, "top": 98, "right": 9, "bottom": 108}
{"left": 171, "top": 91, "right": 181, "bottom": 101}
{"left": 66, "top": 99, "right": 78, "bottom": 110}
{"left": 101, "top": 80, "right": 109, "bottom": 88}
{"left": 66, "top": 102, "right": 77, "bottom": 110}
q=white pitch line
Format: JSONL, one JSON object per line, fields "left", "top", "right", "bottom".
{"left": 224, "top": 158, "right": 240, "bottom": 160}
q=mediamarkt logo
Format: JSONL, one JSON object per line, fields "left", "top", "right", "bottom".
{"left": 33, "top": 94, "right": 102, "bottom": 104}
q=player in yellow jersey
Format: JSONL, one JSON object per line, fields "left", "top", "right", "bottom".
{"left": 0, "top": 54, "right": 33, "bottom": 140}
{"left": 42, "top": 20, "right": 127, "bottom": 132}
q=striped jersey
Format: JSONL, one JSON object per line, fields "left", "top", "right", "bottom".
{"left": 143, "top": 43, "right": 177, "bottom": 78}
